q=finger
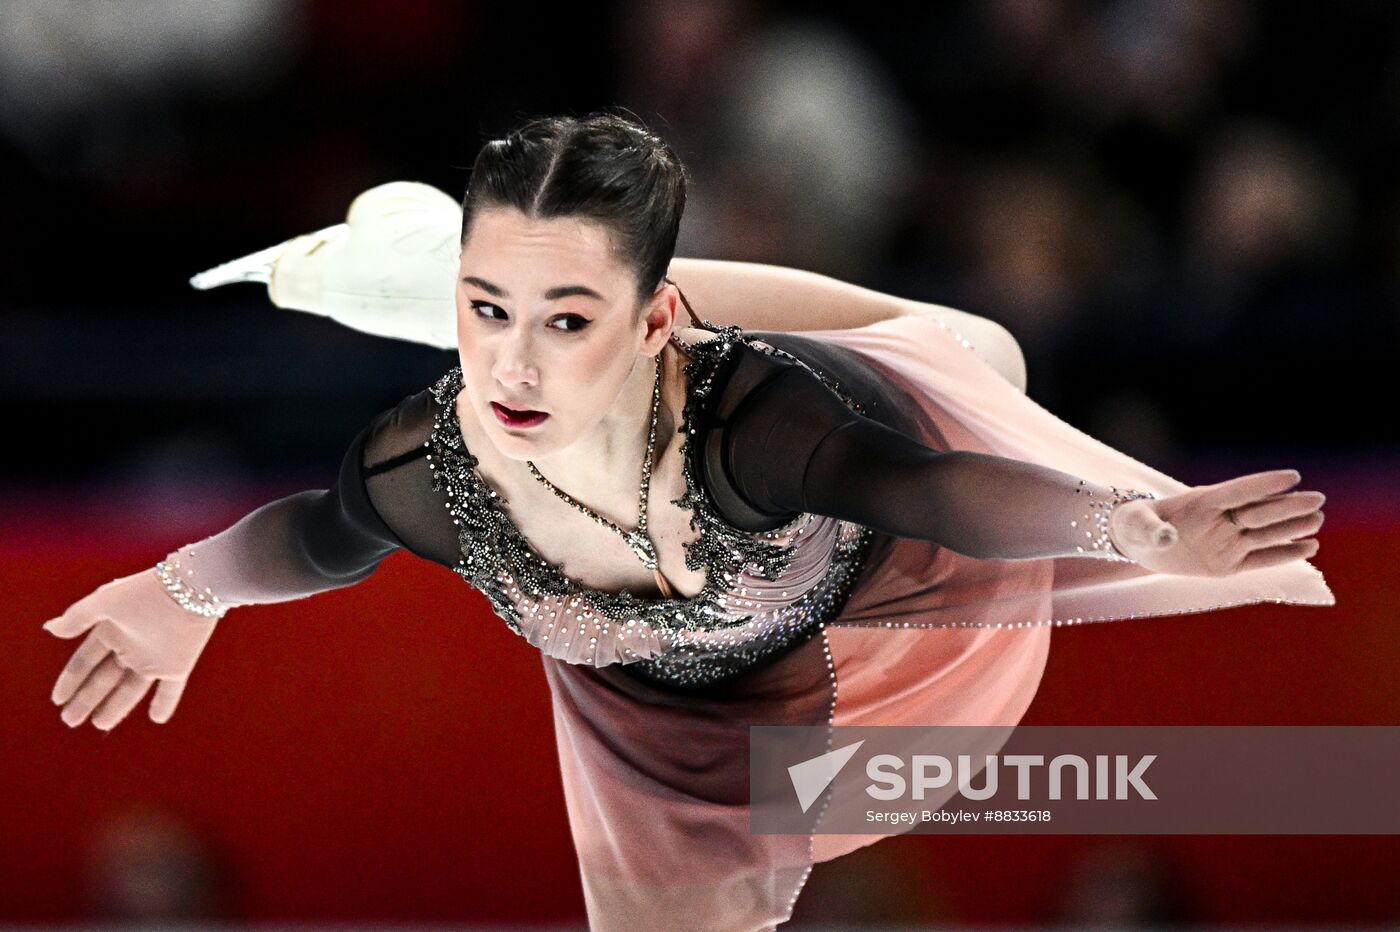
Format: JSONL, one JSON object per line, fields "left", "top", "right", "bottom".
{"left": 41, "top": 598, "right": 103, "bottom": 639}
{"left": 90, "top": 668, "right": 155, "bottom": 732}
{"left": 1234, "top": 538, "right": 1320, "bottom": 574}
{"left": 59, "top": 652, "right": 127, "bottom": 728}
{"left": 1234, "top": 491, "right": 1325, "bottom": 529}
{"left": 1203, "top": 469, "right": 1302, "bottom": 510}
{"left": 149, "top": 677, "right": 188, "bottom": 725}
{"left": 1241, "top": 511, "right": 1325, "bottom": 549}
{"left": 52, "top": 635, "right": 115, "bottom": 705}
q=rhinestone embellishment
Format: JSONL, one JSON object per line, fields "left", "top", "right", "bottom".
{"left": 424, "top": 323, "right": 876, "bottom": 688}
{"left": 153, "top": 554, "right": 229, "bottom": 619}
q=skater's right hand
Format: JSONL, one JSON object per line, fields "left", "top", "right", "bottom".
{"left": 41, "top": 569, "right": 222, "bottom": 730}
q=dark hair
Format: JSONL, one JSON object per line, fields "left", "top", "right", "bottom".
{"left": 460, "top": 110, "right": 689, "bottom": 308}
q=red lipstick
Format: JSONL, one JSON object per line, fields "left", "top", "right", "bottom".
{"left": 491, "top": 401, "right": 549, "bottom": 428}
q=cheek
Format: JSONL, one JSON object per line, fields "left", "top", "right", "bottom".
{"left": 454, "top": 308, "right": 481, "bottom": 361}
{"left": 455, "top": 301, "right": 473, "bottom": 342}
{"left": 453, "top": 302, "right": 468, "bottom": 356}
{"left": 554, "top": 345, "right": 630, "bottom": 416}
{"left": 455, "top": 339, "right": 473, "bottom": 380}
{"left": 583, "top": 342, "right": 630, "bottom": 384}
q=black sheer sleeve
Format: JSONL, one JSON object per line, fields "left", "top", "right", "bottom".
{"left": 715, "top": 347, "right": 1154, "bottom": 562}
{"left": 159, "top": 388, "right": 460, "bottom": 610}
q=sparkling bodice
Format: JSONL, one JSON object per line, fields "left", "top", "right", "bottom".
{"left": 424, "top": 323, "right": 876, "bottom": 690}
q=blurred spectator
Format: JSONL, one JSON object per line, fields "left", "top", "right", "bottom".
{"left": 1052, "top": 839, "right": 1196, "bottom": 925}
{"left": 786, "top": 838, "right": 951, "bottom": 927}
{"left": 958, "top": 156, "right": 1151, "bottom": 344}
{"left": 618, "top": 1, "right": 919, "bottom": 282}
{"left": 82, "top": 803, "right": 240, "bottom": 922}
{"left": 1035, "top": 0, "right": 1254, "bottom": 132}
{"left": 1172, "top": 121, "right": 1355, "bottom": 350}
{"left": 0, "top": 0, "right": 302, "bottom": 180}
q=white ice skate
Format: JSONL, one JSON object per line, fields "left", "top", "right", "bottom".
{"left": 190, "top": 180, "right": 461, "bottom": 350}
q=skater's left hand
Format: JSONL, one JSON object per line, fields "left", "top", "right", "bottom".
{"left": 1108, "top": 469, "right": 1324, "bottom": 576}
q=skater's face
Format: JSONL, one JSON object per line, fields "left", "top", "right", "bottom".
{"left": 455, "top": 206, "right": 677, "bottom": 460}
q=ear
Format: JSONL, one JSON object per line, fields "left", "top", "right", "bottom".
{"left": 640, "top": 279, "right": 679, "bottom": 351}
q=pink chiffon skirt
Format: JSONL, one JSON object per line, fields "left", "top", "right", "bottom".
{"left": 539, "top": 314, "right": 1335, "bottom": 931}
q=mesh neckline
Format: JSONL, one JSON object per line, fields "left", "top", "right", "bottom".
{"left": 423, "top": 321, "right": 810, "bottom": 635}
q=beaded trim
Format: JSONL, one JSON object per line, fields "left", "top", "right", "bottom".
{"left": 153, "top": 554, "right": 229, "bottom": 619}
{"left": 665, "top": 323, "right": 866, "bottom": 580}
{"left": 735, "top": 333, "right": 868, "bottom": 416}
{"left": 1074, "top": 482, "right": 1160, "bottom": 562}
{"left": 423, "top": 323, "right": 875, "bottom": 652}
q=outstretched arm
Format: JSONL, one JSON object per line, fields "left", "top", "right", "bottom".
{"left": 154, "top": 415, "right": 404, "bottom": 610}
{"left": 41, "top": 412, "right": 405, "bottom": 730}
{"left": 725, "top": 359, "right": 1324, "bottom": 574}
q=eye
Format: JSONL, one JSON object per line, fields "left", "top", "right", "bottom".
{"left": 550, "top": 314, "right": 591, "bottom": 333}
{"left": 470, "top": 300, "right": 506, "bottom": 321}
{"left": 470, "top": 301, "right": 589, "bottom": 333}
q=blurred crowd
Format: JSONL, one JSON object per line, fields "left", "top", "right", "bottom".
{"left": 2, "top": 0, "right": 1396, "bottom": 484}
{"left": 42, "top": 796, "right": 1202, "bottom": 926}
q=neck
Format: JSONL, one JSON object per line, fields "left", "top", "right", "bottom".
{"left": 528, "top": 342, "right": 676, "bottom": 505}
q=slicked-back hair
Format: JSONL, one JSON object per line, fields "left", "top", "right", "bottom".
{"left": 461, "top": 110, "right": 689, "bottom": 309}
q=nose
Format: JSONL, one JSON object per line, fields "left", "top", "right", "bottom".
{"left": 489, "top": 334, "right": 539, "bottom": 388}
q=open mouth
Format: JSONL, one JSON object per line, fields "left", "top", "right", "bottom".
{"left": 491, "top": 401, "right": 549, "bottom": 428}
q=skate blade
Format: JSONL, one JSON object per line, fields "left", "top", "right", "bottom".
{"left": 189, "top": 240, "right": 289, "bottom": 290}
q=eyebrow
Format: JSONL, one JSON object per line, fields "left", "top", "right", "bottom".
{"left": 462, "top": 275, "right": 605, "bottom": 302}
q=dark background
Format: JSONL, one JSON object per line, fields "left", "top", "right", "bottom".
{"left": 3, "top": 0, "right": 1397, "bottom": 483}
{"left": 4, "top": 0, "right": 1398, "bottom": 927}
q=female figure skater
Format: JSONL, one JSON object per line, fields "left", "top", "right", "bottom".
{"left": 42, "top": 112, "right": 1333, "bottom": 931}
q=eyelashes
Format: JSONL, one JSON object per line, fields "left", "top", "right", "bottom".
{"left": 470, "top": 301, "right": 590, "bottom": 333}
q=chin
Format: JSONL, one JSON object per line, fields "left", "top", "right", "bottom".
{"left": 493, "top": 445, "right": 534, "bottom": 463}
